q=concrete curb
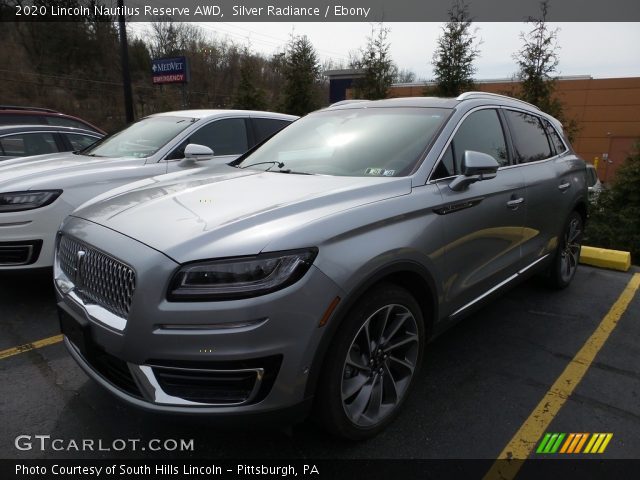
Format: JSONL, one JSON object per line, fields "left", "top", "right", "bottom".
{"left": 580, "top": 246, "right": 632, "bottom": 272}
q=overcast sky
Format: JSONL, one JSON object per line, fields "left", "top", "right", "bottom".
{"left": 132, "top": 22, "right": 640, "bottom": 81}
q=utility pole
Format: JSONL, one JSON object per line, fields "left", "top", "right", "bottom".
{"left": 118, "top": 0, "right": 134, "bottom": 124}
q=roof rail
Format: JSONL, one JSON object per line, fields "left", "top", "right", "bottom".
{"left": 328, "top": 99, "right": 370, "bottom": 108}
{"left": 0, "top": 105, "right": 60, "bottom": 113}
{"left": 456, "top": 92, "right": 540, "bottom": 111}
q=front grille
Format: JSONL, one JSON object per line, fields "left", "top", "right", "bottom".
{"left": 58, "top": 236, "right": 136, "bottom": 318}
{"left": 0, "top": 240, "right": 42, "bottom": 266}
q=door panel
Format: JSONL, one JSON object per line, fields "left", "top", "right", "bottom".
{"left": 436, "top": 167, "right": 526, "bottom": 316}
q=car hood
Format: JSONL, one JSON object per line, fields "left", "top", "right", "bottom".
{"left": 72, "top": 167, "right": 412, "bottom": 263}
{"left": 0, "top": 152, "right": 144, "bottom": 191}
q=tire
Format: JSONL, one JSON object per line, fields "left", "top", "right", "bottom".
{"left": 315, "top": 283, "right": 425, "bottom": 440}
{"left": 549, "top": 211, "right": 584, "bottom": 289}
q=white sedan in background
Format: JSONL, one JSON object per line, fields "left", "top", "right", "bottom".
{"left": 0, "top": 109, "right": 296, "bottom": 270}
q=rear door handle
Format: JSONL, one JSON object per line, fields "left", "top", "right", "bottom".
{"left": 506, "top": 197, "right": 524, "bottom": 209}
{"left": 558, "top": 182, "right": 571, "bottom": 191}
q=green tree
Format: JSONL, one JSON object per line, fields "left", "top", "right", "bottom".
{"left": 352, "top": 24, "right": 397, "bottom": 99}
{"left": 513, "top": 1, "right": 578, "bottom": 139}
{"left": 584, "top": 143, "right": 640, "bottom": 264}
{"left": 233, "top": 53, "right": 267, "bottom": 110}
{"left": 278, "top": 34, "right": 321, "bottom": 116}
{"left": 432, "top": 0, "right": 480, "bottom": 97}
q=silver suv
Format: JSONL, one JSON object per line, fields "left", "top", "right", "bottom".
{"left": 55, "top": 93, "right": 588, "bottom": 440}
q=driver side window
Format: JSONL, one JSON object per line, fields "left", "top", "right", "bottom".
{"left": 166, "top": 118, "right": 249, "bottom": 160}
{"left": 432, "top": 109, "right": 508, "bottom": 180}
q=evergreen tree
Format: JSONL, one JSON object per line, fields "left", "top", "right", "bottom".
{"left": 352, "top": 24, "right": 397, "bottom": 100}
{"left": 278, "top": 34, "right": 321, "bottom": 116}
{"left": 432, "top": 0, "right": 480, "bottom": 97}
{"left": 233, "top": 53, "right": 267, "bottom": 110}
{"left": 585, "top": 142, "right": 640, "bottom": 263}
{"left": 513, "top": 1, "right": 579, "bottom": 140}
{"left": 514, "top": 0, "right": 559, "bottom": 109}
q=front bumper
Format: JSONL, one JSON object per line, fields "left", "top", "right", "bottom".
{"left": 55, "top": 216, "right": 344, "bottom": 416}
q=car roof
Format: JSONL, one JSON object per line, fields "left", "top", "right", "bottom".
{"left": 326, "top": 97, "right": 459, "bottom": 110}
{"left": 0, "top": 125, "right": 103, "bottom": 136}
{"left": 324, "top": 92, "right": 563, "bottom": 129}
{"left": 150, "top": 110, "right": 299, "bottom": 121}
{"left": 0, "top": 108, "right": 106, "bottom": 134}
{"left": 0, "top": 105, "right": 59, "bottom": 113}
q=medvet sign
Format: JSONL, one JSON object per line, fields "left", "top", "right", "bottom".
{"left": 152, "top": 57, "right": 189, "bottom": 84}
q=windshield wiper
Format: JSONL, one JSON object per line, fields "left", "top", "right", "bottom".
{"left": 240, "top": 161, "right": 284, "bottom": 170}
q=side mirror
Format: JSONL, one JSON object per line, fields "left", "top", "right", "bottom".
{"left": 449, "top": 150, "right": 499, "bottom": 191}
{"left": 184, "top": 143, "right": 214, "bottom": 161}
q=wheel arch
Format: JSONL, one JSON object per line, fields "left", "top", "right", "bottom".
{"left": 304, "top": 261, "right": 439, "bottom": 399}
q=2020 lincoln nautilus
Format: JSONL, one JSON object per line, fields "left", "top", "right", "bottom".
{"left": 54, "top": 93, "right": 588, "bottom": 439}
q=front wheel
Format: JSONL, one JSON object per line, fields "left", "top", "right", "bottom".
{"left": 549, "top": 211, "right": 583, "bottom": 289}
{"left": 315, "top": 284, "right": 425, "bottom": 440}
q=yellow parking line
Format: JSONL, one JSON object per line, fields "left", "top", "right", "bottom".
{"left": 484, "top": 272, "right": 640, "bottom": 480}
{"left": 0, "top": 334, "right": 63, "bottom": 360}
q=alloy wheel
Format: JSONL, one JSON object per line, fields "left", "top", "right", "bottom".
{"left": 340, "top": 304, "right": 419, "bottom": 427}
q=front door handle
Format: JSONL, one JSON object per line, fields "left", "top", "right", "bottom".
{"left": 558, "top": 182, "right": 571, "bottom": 192}
{"left": 506, "top": 197, "right": 524, "bottom": 209}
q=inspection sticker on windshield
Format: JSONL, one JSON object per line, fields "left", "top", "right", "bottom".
{"left": 365, "top": 168, "right": 395, "bottom": 176}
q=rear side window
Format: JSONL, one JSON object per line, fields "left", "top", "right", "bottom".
{"left": 505, "top": 110, "right": 553, "bottom": 163}
{"left": 543, "top": 119, "right": 567, "bottom": 155}
{"left": 189, "top": 118, "right": 249, "bottom": 156}
{"left": 252, "top": 118, "right": 291, "bottom": 144}
{"left": 0, "top": 132, "right": 58, "bottom": 157}
{"left": 433, "top": 109, "right": 508, "bottom": 180}
{"left": 45, "top": 116, "right": 91, "bottom": 130}
{"left": 0, "top": 114, "right": 45, "bottom": 125}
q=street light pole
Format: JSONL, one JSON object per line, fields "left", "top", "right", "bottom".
{"left": 118, "top": 0, "right": 134, "bottom": 124}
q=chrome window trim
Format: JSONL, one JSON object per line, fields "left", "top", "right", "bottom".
{"left": 427, "top": 105, "right": 570, "bottom": 185}
{"left": 0, "top": 130, "right": 69, "bottom": 138}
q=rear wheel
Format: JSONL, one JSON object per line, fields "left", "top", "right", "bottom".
{"left": 549, "top": 211, "right": 583, "bottom": 289}
{"left": 316, "top": 283, "right": 425, "bottom": 440}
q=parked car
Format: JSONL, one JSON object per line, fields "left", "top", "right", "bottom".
{"left": 0, "top": 125, "right": 103, "bottom": 161}
{"left": 0, "top": 110, "right": 296, "bottom": 269}
{"left": 55, "top": 94, "right": 588, "bottom": 440}
{"left": 0, "top": 106, "right": 106, "bottom": 135}
{"left": 586, "top": 163, "right": 604, "bottom": 202}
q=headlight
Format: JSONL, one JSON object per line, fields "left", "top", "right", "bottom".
{"left": 0, "top": 190, "right": 62, "bottom": 212}
{"left": 168, "top": 248, "right": 318, "bottom": 301}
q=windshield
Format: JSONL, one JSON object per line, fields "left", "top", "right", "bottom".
{"left": 237, "top": 107, "right": 450, "bottom": 176}
{"left": 83, "top": 116, "right": 196, "bottom": 158}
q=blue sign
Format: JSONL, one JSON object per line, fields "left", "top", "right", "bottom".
{"left": 152, "top": 56, "right": 189, "bottom": 84}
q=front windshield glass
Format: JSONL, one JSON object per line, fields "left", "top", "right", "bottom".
{"left": 237, "top": 107, "right": 450, "bottom": 176}
{"left": 83, "top": 116, "right": 195, "bottom": 158}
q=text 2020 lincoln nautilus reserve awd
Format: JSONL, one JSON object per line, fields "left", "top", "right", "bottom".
{"left": 54, "top": 93, "right": 588, "bottom": 439}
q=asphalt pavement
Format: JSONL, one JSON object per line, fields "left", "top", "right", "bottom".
{"left": 1, "top": 265, "right": 639, "bottom": 461}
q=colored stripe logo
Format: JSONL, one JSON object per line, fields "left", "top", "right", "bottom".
{"left": 536, "top": 433, "right": 613, "bottom": 454}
